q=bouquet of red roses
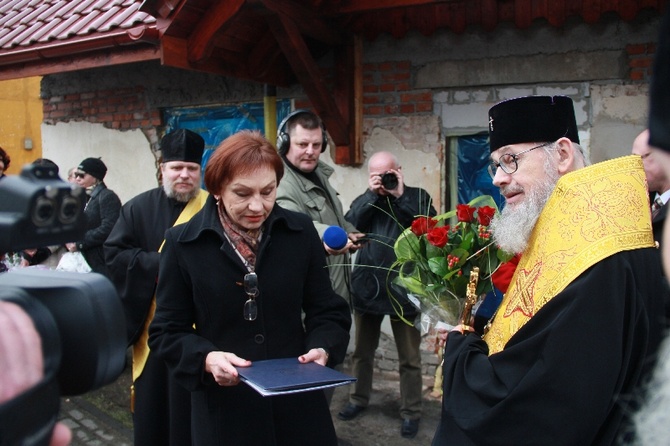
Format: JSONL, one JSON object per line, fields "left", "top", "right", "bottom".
{"left": 392, "top": 195, "right": 514, "bottom": 326}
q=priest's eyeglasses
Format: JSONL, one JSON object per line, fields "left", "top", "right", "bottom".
{"left": 488, "top": 142, "right": 551, "bottom": 179}
{"left": 243, "top": 272, "right": 259, "bottom": 321}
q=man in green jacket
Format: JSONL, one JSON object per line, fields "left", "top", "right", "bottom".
{"left": 275, "top": 109, "right": 364, "bottom": 306}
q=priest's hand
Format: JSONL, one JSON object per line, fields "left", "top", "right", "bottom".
{"left": 205, "top": 351, "right": 251, "bottom": 386}
{"left": 435, "top": 323, "right": 475, "bottom": 347}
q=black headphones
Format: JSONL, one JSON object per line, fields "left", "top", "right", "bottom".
{"left": 276, "top": 109, "right": 328, "bottom": 155}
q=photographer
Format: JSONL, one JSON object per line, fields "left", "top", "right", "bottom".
{"left": 0, "top": 301, "right": 71, "bottom": 446}
{"left": 340, "top": 151, "right": 435, "bottom": 438}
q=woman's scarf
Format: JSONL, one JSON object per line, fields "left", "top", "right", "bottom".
{"left": 217, "top": 199, "right": 262, "bottom": 270}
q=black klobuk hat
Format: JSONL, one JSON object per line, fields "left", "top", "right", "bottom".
{"left": 488, "top": 95, "right": 580, "bottom": 152}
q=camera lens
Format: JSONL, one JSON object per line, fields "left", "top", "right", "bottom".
{"left": 59, "top": 195, "right": 81, "bottom": 225}
{"left": 381, "top": 172, "right": 398, "bottom": 190}
{"left": 32, "top": 196, "right": 57, "bottom": 227}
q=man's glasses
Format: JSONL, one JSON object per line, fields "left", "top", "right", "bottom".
{"left": 243, "top": 272, "right": 259, "bottom": 321}
{"left": 488, "top": 142, "right": 551, "bottom": 179}
{"left": 74, "top": 172, "right": 86, "bottom": 179}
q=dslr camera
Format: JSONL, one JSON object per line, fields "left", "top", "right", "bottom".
{"left": 0, "top": 164, "right": 126, "bottom": 446}
{"left": 380, "top": 172, "right": 398, "bottom": 190}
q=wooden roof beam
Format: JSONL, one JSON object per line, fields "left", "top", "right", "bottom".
{"left": 160, "top": 35, "right": 293, "bottom": 86}
{"left": 332, "top": 35, "right": 363, "bottom": 166}
{"left": 256, "top": 0, "right": 345, "bottom": 46}
{"left": 247, "top": 32, "right": 292, "bottom": 82}
{"left": 0, "top": 45, "right": 160, "bottom": 81}
{"left": 187, "top": 0, "right": 246, "bottom": 63}
{"left": 326, "top": 0, "right": 457, "bottom": 14}
{"left": 266, "top": 9, "right": 362, "bottom": 165}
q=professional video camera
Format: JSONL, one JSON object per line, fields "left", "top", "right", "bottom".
{"left": 0, "top": 164, "right": 126, "bottom": 446}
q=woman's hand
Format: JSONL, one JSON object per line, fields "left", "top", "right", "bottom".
{"left": 205, "top": 351, "right": 251, "bottom": 386}
{"left": 298, "top": 348, "right": 329, "bottom": 366}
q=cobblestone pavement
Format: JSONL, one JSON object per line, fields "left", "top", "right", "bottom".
{"left": 59, "top": 396, "right": 133, "bottom": 446}
{"left": 57, "top": 362, "right": 443, "bottom": 445}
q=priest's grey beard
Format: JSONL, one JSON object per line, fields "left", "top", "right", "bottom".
{"left": 490, "top": 159, "right": 560, "bottom": 254}
{"left": 163, "top": 176, "right": 200, "bottom": 203}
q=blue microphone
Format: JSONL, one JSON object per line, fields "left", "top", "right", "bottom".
{"left": 323, "top": 226, "right": 348, "bottom": 250}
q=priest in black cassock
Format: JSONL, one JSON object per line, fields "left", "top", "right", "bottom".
{"left": 432, "top": 96, "right": 667, "bottom": 446}
{"left": 105, "top": 129, "right": 208, "bottom": 446}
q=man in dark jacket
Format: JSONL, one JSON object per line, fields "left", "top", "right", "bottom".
{"left": 339, "top": 151, "right": 436, "bottom": 439}
{"left": 104, "top": 129, "right": 208, "bottom": 446}
{"left": 632, "top": 128, "right": 670, "bottom": 246}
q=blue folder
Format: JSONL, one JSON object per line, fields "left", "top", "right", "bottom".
{"left": 238, "top": 357, "right": 356, "bottom": 397}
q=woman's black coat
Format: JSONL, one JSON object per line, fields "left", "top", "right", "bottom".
{"left": 79, "top": 182, "right": 120, "bottom": 276}
{"left": 149, "top": 196, "right": 351, "bottom": 446}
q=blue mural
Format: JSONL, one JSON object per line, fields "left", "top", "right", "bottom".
{"left": 163, "top": 101, "right": 292, "bottom": 184}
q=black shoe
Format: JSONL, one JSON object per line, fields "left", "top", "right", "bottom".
{"left": 337, "top": 403, "right": 365, "bottom": 421}
{"left": 401, "top": 418, "right": 420, "bottom": 438}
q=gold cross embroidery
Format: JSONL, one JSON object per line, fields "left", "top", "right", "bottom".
{"left": 504, "top": 262, "right": 542, "bottom": 318}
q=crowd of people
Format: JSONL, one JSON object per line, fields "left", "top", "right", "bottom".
{"left": 1, "top": 154, "right": 120, "bottom": 273}
{"left": 3, "top": 17, "right": 670, "bottom": 441}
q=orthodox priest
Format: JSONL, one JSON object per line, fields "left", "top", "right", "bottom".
{"left": 432, "top": 96, "right": 667, "bottom": 445}
{"left": 105, "top": 129, "right": 208, "bottom": 446}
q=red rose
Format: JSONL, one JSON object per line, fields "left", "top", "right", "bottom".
{"left": 426, "top": 226, "right": 449, "bottom": 248}
{"left": 477, "top": 206, "right": 496, "bottom": 226}
{"left": 456, "top": 204, "right": 476, "bottom": 222}
{"left": 411, "top": 217, "right": 437, "bottom": 236}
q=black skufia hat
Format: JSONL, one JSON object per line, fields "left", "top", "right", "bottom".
{"left": 488, "top": 95, "right": 580, "bottom": 152}
{"left": 161, "top": 129, "right": 205, "bottom": 163}
{"left": 78, "top": 157, "right": 107, "bottom": 180}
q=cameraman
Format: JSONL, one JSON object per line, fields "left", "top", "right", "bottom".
{"left": 340, "top": 151, "right": 435, "bottom": 438}
{"left": 0, "top": 300, "right": 71, "bottom": 446}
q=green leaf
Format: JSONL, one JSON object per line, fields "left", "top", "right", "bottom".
{"left": 428, "top": 256, "right": 447, "bottom": 276}
{"left": 450, "top": 247, "right": 469, "bottom": 267}
{"left": 425, "top": 242, "right": 443, "bottom": 259}
{"left": 461, "top": 230, "right": 475, "bottom": 250}
{"left": 394, "top": 229, "right": 421, "bottom": 261}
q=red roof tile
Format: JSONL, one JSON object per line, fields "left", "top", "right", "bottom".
{"left": 0, "top": 0, "right": 154, "bottom": 50}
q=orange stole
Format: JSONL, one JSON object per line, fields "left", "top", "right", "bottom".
{"left": 483, "top": 156, "right": 654, "bottom": 355}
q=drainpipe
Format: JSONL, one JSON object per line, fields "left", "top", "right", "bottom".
{"left": 264, "top": 84, "right": 277, "bottom": 145}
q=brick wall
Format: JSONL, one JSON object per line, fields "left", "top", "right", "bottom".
{"left": 363, "top": 61, "right": 433, "bottom": 117}
{"left": 298, "top": 60, "right": 435, "bottom": 121}
{"left": 627, "top": 42, "right": 656, "bottom": 82}
{"left": 42, "top": 86, "right": 161, "bottom": 131}
{"left": 40, "top": 39, "right": 655, "bottom": 133}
